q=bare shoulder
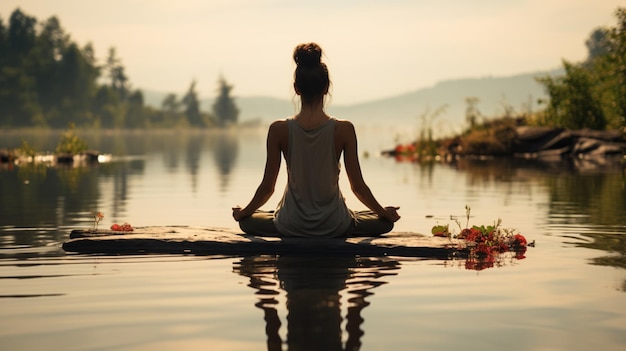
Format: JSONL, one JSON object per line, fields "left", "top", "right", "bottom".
{"left": 268, "top": 119, "right": 289, "bottom": 150}
{"left": 268, "top": 119, "right": 289, "bottom": 135}
{"left": 269, "top": 119, "right": 288, "bottom": 129}
{"left": 334, "top": 118, "right": 356, "bottom": 135}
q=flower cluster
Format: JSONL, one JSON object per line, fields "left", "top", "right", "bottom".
{"left": 86, "top": 211, "right": 134, "bottom": 232}
{"left": 111, "top": 223, "right": 134, "bottom": 232}
{"left": 432, "top": 206, "right": 530, "bottom": 271}
{"left": 392, "top": 143, "right": 418, "bottom": 162}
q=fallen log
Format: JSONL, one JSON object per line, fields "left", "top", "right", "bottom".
{"left": 513, "top": 127, "right": 625, "bottom": 157}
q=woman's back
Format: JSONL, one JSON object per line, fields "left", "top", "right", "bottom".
{"left": 273, "top": 118, "right": 353, "bottom": 237}
{"left": 232, "top": 42, "right": 399, "bottom": 237}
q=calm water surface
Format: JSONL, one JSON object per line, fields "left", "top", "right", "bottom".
{"left": 1, "top": 128, "right": 625, "bottom": 351}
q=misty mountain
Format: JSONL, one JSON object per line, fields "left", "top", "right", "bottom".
{"left": 142, "top": 68, "right": 563, "bottom": 133}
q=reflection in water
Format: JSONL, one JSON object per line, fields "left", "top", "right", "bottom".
{"left": 111, "top": 159, "right": 144, "bottom": 220}
{"left": 449, "top": 157, "right": 626, "bottom": 289}
{"left": 577, "top": 233, "right": 626, "bottom": 272}
{"left": 543, "top": 166, "right": 625, "bottom": 227}
{"left": 0, "top": 160, "right": 144, "bottom": 255}
{"left": 1, "top": 164, "right": 101, "bottom": 228}
{"left": 234, "top": 255, "right": 400, "bottom": 351}
{"left": 580, "top": 234, "right": 626, "bottom": 292}
{"left": 185, "top": 134, "right": 204, "bottom": 192}
{"left": 0, "top": 131, "right": 243, "bottom": 253}
{"left": 162, "top": 134, "right": 183, "bottom": 172}
{"left": 155, "top": 131, "right": 239, "bottom": 192}
{"left": 447, "top": 157, "right": 625, "bottom": 229}
{"left": 1, "top": 131, "right": 624, "bottom": 277}
{"left": 213, "top": 132, "right": 239, "bottom": 192}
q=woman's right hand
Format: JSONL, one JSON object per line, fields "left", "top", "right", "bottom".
{"left": 381, "top": 206, "right": 401, "bottom": 222}
{"left": 232, "top": 206, "right": 245, "bottom": 221}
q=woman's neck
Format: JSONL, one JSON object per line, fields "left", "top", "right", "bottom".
{"left": 295, "top": 100, "right": 329, "bottom": 128}
{"left": 297, "top": 100, "right": 326, "bottom": 118}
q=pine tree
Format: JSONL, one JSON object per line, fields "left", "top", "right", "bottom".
{"left": 183, "top": 80, "right": 203, "bottom": 127}
{"left": 212, "top": 76, "right": 239, "bottom": 127}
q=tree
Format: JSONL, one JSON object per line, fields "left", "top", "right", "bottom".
{"left": 93, "top": 85, "right": 124, "bottom": 128}
{"left": 212, "top": 76, "right": 239, "bottom": 127}
{"left": 182, "top": 80, "right": 203, "bottom": 127}
{"left": 464, "top": 97, "right": 481, "bottom": 129}
{"left": 7, "top": 9, "right": 36, "bottom": 65}
{"left": 604, "top": 7, "right": 626, "bottom": 128}
{"left": 0, "top": 8, "right": 158, "bottom": 129}
{"left": 585, "top": 28, "right": 610, "bottom": 64}
{"left": 537, "top": 61, "right": 606, "bottom": 130}
{"left": 0, "top": 9, "right": 39, "bottom": 126}
{"left": 0, "top": 65, "right": 40, "bottom": 127}
{"left": 160, "top": 93, "right": 183, "bottom": 127}
{"left": 37, "top": 16, "right": 69, "bottom": 61}
{"left": 126, "top": 90, "right": 146, "bottom": 128}
{"left": 105, "top": 47, "right": 129, "bottom": 100}
{"left": 0, "top": 17, "right": 9, "bottom": 67}
{"left": 537, "top": 7, "right": 625, "bottom": 130}
{"left": 30, "top": 16, "right": 68, "bottom": 118}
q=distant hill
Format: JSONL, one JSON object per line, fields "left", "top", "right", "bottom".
{"left": 142, "top": 68, "right": 563, "bottom": 135}
{"left": 328, "top": 68, "right": 563, "bottom": 134}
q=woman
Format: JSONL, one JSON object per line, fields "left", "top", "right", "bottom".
{"left": 232, "top": 42, "right": 400, "bottom": 237}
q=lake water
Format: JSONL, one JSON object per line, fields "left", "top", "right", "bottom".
{"left": 1, "top": 128, "right": 626, "bottom": 351}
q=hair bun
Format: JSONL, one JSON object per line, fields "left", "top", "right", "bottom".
{"left": 293, "top": 43, "right": 322, "bottom": 67}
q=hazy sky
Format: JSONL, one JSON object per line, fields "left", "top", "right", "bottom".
{"left": 1, "top": 1, "right": 623, "bottom": 104}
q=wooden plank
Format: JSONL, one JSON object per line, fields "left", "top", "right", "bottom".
{"left": 62, "top": 226, "right": 456, "bottom": 258}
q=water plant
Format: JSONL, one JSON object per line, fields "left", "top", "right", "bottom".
{"left": 432, "top": 205, "right": 531, "bottom": 270}
{"left": 56, "top": 123, "right": 89, "bottom": 155}
{"left": 18, "top": 140, "right": 37, "bottom": 158}
{"left": 91, "top": 211, "right": 104, "bottom": 230}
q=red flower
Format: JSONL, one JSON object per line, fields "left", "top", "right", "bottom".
{"left": 465, "top": 258, "right": 477, "bottom": 270}
{"left": 466, "top": 228, "right": 483, "bottom": 242}
{"left": 486, "top": 231, "right": 495, "bottom": 242}
{"left": 429, "top": 207, "right": 532, "bottom": 271}
{"left": 111, "top": 223, "right": 134, "bottom": 232}
{"left": 458, "top": 228, "right": 472, "bottom": 239}
{"left": 514, "top": 246, "right": 527, "bottom": 260}
{"left": 498, "top": 243, "right": 509, "bottom": 252}
{"left": 474, "top": 243, "right": 492, "bottom": 258}
{"left": 512, "top": 234, "right": 527, "bottom": 247}
{"left": 465, "top": 254, "right": 495, "bottom": 271}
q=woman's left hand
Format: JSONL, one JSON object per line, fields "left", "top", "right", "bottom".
{"left": 381, "top": 206, "right": 401, "bottom": 222}
{"left": 232, "top": 206, "right": 244, "bottom": 221}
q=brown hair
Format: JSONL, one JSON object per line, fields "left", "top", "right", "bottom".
{"left": 293, "top": 43, "right": 330, "bottom": 105}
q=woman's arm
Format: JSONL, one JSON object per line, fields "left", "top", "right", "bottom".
{"left": 339, "top": 121, "right": 400, "bottom": 222}
{"left": 233, "top": 121, "right": 285, "bottom": 221}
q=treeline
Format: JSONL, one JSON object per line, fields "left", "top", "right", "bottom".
{"left": 535, "top": 7, "right": 625, "bottom": 130}
{"left": 0, "top": 8, "right": 238, "bottom": 129}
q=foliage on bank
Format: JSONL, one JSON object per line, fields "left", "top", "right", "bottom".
{"left": 0, "top": 124, "right": 95, "bottom": 165}
{"left": 535, "top": 7, "right": 626, "bottom": 131}
{"left": 391, "top": 7, "right": 625, "bottom": 161}
{"left": 0, "top": 8, "right": 239, "bottom": 129}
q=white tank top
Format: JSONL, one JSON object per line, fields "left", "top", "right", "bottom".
{"left": 274, "top": 118, "right": 354, "bottom": 237}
